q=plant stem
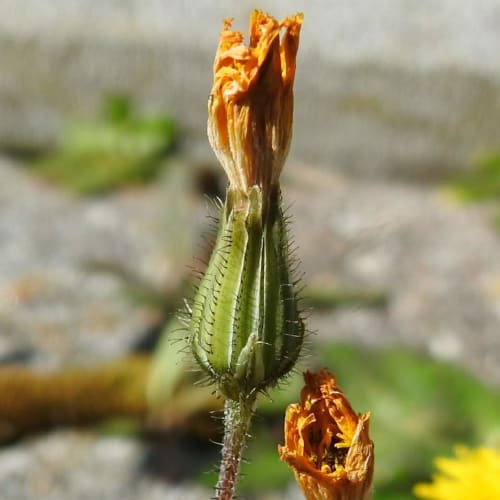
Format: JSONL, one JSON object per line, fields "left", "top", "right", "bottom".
{"left": 215, "top": 394, "right": 257, "bottom": 500}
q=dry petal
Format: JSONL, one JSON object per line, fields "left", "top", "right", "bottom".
{"left": 208, "top": 10, "right": 303, "bottom": 197}
{"left": 279, "top": 370, "right": 374, "bottom": 500}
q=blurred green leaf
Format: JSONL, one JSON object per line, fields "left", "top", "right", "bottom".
{"left": 30, "top": 95, "right": 179, "bottom": 195}
{"left": 103, "top": 94, "right": 131, "bottom": 124}
{"left": 446, "top": 152, "right": 500, "bottom": 203}
{"left": 146, "top": 317, "right": 220, "bottom": 434}
{"left": 96, "top": 417, "right": 142, "bottom": 437}
{"left": 303, "top": 286, "right": 389, "bottom": 310}
{"left": 146, "top": 318, "right": 187, "bottom": 408}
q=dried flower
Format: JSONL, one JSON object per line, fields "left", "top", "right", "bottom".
{"left": 279, "top": 369, "right": 374, "bottom": 500}
{"left": 414, "top": 445, "right": 500, "bottom": 500}
{"left": 207, "top": 10, "right": 303, "bottom": 197}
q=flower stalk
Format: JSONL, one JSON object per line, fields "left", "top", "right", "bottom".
{"left": 215, "top": 394, "right": 257, "bottom": 500}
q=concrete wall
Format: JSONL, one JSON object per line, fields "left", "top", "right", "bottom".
{"left": 1, "top": 0, "right": 500, "bottom": 177}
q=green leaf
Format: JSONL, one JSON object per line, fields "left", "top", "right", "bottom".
{"left": 29, "top": 95, "right": 178, "bottom": 195}
{"left": 146, "top": 318, "right": 189, "bottom": 408}
{"left": 446, "top": 152, "right": 500, "bottom": 203}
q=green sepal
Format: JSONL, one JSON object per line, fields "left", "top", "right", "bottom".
{"left": 190, "top": 186, "right": 304, "bottom": 399}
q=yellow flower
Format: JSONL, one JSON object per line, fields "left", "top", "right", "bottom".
{"left": 414, "top": 445, "right": 500, "bottom": 500}
{"left": 279, "top": 369, "right": 374, "bottom": 500}
{"left": 207, "top": 10, "right": 303, "bottom": 197}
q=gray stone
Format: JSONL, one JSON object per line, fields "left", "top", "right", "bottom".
{"left": 0, "top": 431, "right": 211, "bottom": 500}
{"left": 1, "top": 0, "right": 500, "bottom": 177}
{"left": 285, "top": 164, "right": 500, "bottom": 385}
{"left": 0, "top": 155, "right": 205, "bottom": 369}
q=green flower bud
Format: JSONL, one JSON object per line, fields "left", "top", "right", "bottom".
{"left": 189, "top": 10, "right": 305, "bottom": 401}
{"left": 190, "top": 186, "right": 304, "bottom": 399}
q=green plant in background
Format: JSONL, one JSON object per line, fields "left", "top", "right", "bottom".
{"left": 303, "top": 286, "right": 388, "bottom": 310}
{"left": 446, "top": 152, "right": 500, "bottom": 203}
{"left": 30, "top": 94, "right": 178, "bottom": 194}
{"left": 318, "top": 345, "right": 500, "bottom": 500}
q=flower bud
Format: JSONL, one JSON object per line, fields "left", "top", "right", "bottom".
{"left": 190, "top": 186, "right": 304, "bottom": 399}
{"left": 189, "top": 10, "right": 305, "bottom": 399}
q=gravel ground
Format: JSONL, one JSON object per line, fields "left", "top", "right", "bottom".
{"left": 0, "top": 431, "right": 214, "bottom": 500}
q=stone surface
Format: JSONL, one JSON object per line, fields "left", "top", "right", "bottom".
{"left": 0, "top": 155, "right": 206, "bottom": 369}
{"left": 2, "top": 1, "right": 500, "bottom": 176}
{"left": 0, "top": 427, "right": 307, "bottom": 500}
{"left": 0, "top": 431, "right": 212, "bottom": 500}
{"left": 285, "top": 164, "right": 500, "bottom": 385}
{"left": 0, "top": 429, "right": 306, "bottom": 500}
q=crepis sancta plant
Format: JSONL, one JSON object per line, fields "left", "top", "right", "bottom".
{"left": 189, "top": 10, "right": 306, "bottom": 402}
{"left": 186, "top": 10, "right": 306, "bottom": 499}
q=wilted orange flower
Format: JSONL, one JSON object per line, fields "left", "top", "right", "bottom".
{"left": 207, "top": 10, "right": 303, "bottom": 196}
{"left": 279, "top": 369, "right": 374, "bottom": 500}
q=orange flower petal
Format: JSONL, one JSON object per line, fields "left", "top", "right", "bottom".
{"left": 279, "top": 369, "right": 374, "bottom": 500}
{"left": 208, "top": 10, "right": 303, "bottom": 197}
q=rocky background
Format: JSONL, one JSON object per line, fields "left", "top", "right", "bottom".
{"left": 1, "top": 1, "right": 500, "bottom": 499}
{"left": 2, "top": 0, "right": 500, "bottom": 177}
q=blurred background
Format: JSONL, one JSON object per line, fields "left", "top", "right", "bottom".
{"left": 1, "top": 1, "right": 500, "bottom": 499}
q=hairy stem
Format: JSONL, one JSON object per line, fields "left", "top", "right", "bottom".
{"left": 216, "top": 394, "right": 257, "bottom": 500}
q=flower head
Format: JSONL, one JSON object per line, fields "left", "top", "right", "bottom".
{"left": 208, "top": 10, "right": 303, "bottom": 196}
{"left": 414, "top": 445, "right": 500, "bottom": 500}
{"left": 279, "top": 369, "right": 374, "bottom": 500}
